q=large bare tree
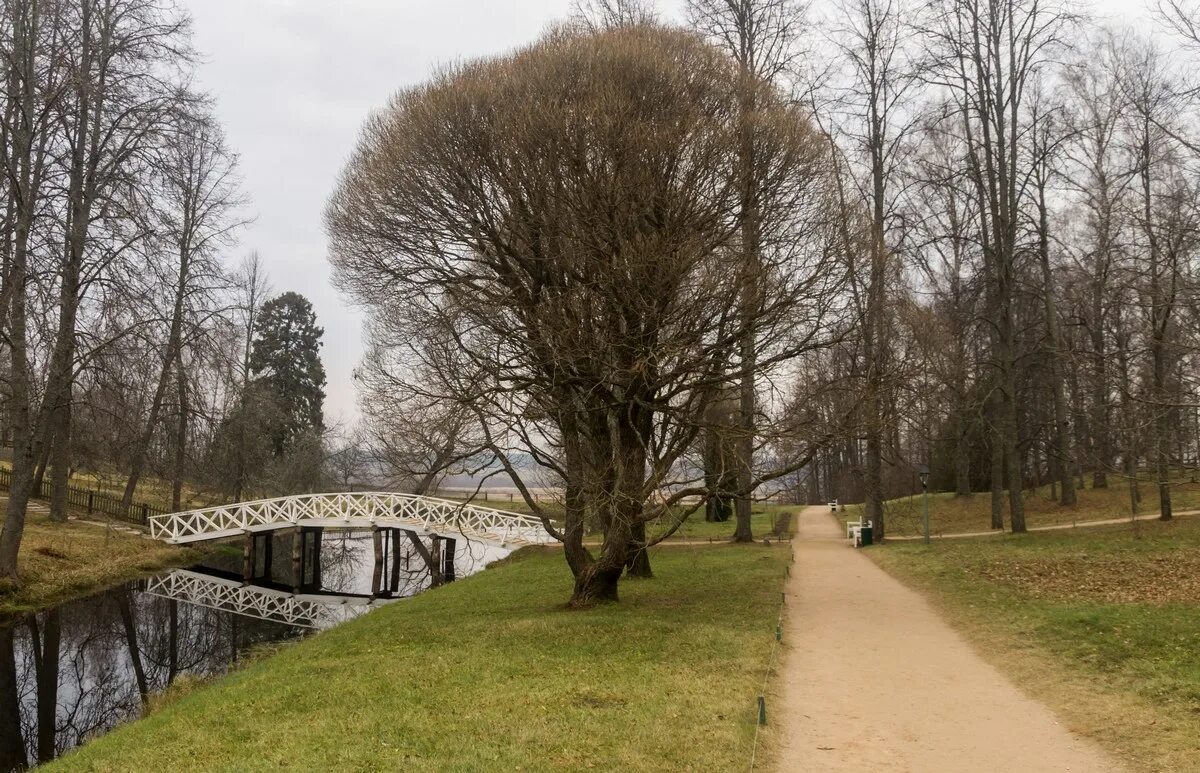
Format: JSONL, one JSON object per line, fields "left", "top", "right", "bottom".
{"left": 328, "top": 25, "right": 839, "bottom": 605}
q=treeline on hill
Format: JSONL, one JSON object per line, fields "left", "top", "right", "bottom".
{"left": 333, "top": 0, "right": 1200, "bottom": 605}
{"left": 0, "top": 1, "right": 328, "bottom": 586}
{"left": 791, "top": 0, "right": 1200, "bottom": 539}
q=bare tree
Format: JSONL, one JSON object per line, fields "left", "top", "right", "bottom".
{"left": 687, "top": 0, "right": 807, "bottom": 542}
{"left": 570, "top": 0, "right": 657, "bottom": 30}
{"left": 824, "top": 0, "right": 919, "bottom": 538}
{"left": 921, "top": 0, "right": 1077, "bottom": 532}
{"left": 328, "top": 26, "right": 840, "bottom": 605}
{"left": 122, "top": 102, "right": 244, "bottom": 511}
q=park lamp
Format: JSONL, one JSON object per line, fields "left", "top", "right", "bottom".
{"left": 918, "top": 464, "right": 932, "bottom": 545}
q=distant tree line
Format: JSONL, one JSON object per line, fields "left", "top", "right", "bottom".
{"left": 0, "top": 0, "right": 328, "bottom": 587}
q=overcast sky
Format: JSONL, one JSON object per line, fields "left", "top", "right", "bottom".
{"left": 184, "top": 0, "right": 1146, "bottom": 430}
{"left": 183, "top": 0, "right": 687, "bottom": 429}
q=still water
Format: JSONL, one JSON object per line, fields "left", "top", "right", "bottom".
{"left": 0, "top": 530, "right": 505, "bottom": 769}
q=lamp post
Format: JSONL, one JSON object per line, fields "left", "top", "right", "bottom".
{"left": 918, "top": 464, "right": 930, "bottom": 545}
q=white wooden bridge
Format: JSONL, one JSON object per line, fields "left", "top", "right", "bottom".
{"left": 148, "top": 492, "right": 556, "bottom": 548}
{"left": 145, "top": 569, "right": 393, "bottom": 629}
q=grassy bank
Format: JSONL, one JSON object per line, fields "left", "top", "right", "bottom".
{"left": 0, "top": 512, "right": 202, "bottom": 616}
{"left": 869, "top": 519, "right": 1200, "bottom": 771}
{"left": 854, "top": 473, "right": 1200, "bottom": 537}
{"left": 52, "top": 544, "right": 788, "bottom": 771}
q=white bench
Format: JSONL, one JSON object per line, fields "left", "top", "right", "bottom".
{"left": 828, "top": 500, "right": 839, "bottom": 512}
{"left": 847, "top": 519, "right": 873, "bottom": 546}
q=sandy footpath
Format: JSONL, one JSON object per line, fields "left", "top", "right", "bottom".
{"left": 775, "top": 506, "right": 1123, "bottom": 772}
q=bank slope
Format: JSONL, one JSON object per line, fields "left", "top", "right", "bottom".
{"left": 52, "top": 544, "right": 787, "bottom": 772}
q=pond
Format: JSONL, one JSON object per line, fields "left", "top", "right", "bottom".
{"left": 0, "top": 529, "right": 506, "bottom": 770}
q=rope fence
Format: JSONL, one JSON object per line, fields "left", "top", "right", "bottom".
{"left": 749, "top": 546, "right": 792, "bottom": 771}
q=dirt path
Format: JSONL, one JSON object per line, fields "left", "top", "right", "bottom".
{"left": 775, "top": 506, "right": 1122, "bottom": 772}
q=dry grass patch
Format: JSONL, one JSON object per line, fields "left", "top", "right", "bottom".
{"left": 975, "top": 551, "right": 1200, "bottom": 605}
{"left": 0, "top": 512, "right": 202, "bottom": 616}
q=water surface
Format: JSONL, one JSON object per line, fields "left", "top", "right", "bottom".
{"left": 0, "top": 530, "right": 503, "bottom": 769}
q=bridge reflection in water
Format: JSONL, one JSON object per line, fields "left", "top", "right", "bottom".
{"left": 0, "top": 528, "right": 506, "bottom": 770}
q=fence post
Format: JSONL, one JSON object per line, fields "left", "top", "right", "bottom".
{"left": 141, "top": 503, "right": 148, "bottom": 524}
{"left": 87, "top": 492, "right": 93, "bottom": 514}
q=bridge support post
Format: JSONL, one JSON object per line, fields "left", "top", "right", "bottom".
{"left": 261, "top": 533, "right": 274, "bottom": 581}
{"left": 430, "top": 537, "right": 443, "bottom": 588}
{"left": 311, "top": 529, "right": 323, "bottom": 588}
{"left": 242, "top": 531, "right": 255, "bottom": 582}
{"left": 389, "top": 528, "right": 401, "bottom": 592}
{"left": 371, "top": 526, "right": 384, "bottom": 597}
{"left": 442, "top": 537, "right": 456, "bottom": 582}
{"left": 291, "top": 526, "right": 303, "bottom": 591}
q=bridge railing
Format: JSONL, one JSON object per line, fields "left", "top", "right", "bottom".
{"left": 145, "top": 569, "right": 390, "bottom": 629}
{"left": 148, "top": 491, "right": 555, "bottom": 547}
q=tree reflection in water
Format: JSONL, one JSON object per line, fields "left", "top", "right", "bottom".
{"left": 0, "top": 529, "right": 503, "bottom": 769}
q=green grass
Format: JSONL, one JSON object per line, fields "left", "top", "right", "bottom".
{"left": 869, "top": 518, "right": 1200, "bottom": 771}
{"left": 654, "top": 504, "right": 795, "bottom": 540}
{"left": 51, "top": 544, "right": 788, "bottom": 772}
{"left": 850, "top": 471, "right": 1200, "bottom": 537}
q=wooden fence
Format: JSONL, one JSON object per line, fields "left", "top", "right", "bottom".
{"left": 0, "top": 467, "right": 168, "bottom": 525}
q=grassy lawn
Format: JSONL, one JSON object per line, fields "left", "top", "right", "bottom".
{"left": 869, "top": 518, "right": 1200, "bottom": 771}
{"left": 51, "top": 544, "right": 788, "bottom": 772}
{"left": 0, "top": 511, "right": 202, "bottom": 616}
{"left": 656, "top": 504, "right": 795, "bottom": 541}
{"left": 852, "top": 472, "right": 1200, "bottom": 537}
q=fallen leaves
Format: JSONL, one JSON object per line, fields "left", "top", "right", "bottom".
{"left": 974, "top": 552, "right": 1200, "bottom": 605}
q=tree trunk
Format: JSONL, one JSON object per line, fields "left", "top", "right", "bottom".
{"left": 989, "top": 394, "right": 1005, "bottom": 530}
{"left": 954, "top": 411, "right": 971, "bottom": 496}
{"left": 48, "top": 402, "right": 71, "bottom": 522}
{"left": 1153, "top": 336, "right": 1172, "bottom": 521}
{"left": 124, "top": 229, "right": 192, "bottom": 510}
{"left": 118, "top": 590, "right": 150, "bottom": 701}
{"left": 0, "top": 626, "right": 26, "bottom": 771}
{"left": 171, "top": 357, "right": 189, "bottom": 512}
{"left": 32, "top": 609, "right": 61, "bottom": 763}
{"left": 625, "top": 520, "right": 652, "bottom": 578}
{"left": 1036, "top": 188, "right": 1075, "bottom": 506}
